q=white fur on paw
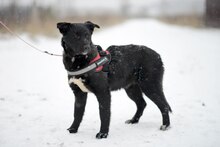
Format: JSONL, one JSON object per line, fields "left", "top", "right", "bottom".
{"left": 160, "top": 125, "right": 170, "bottom": 131}
{"left": 125, "top": 120, "right": 131, "bottom": 124}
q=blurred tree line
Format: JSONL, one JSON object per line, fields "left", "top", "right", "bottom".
{"left": 0, "top": 1, "right": 57, "bottom": 35}
{"left": 206, "top": 0, "right": 220, "bottom": 27}
{"left": 0, "top": 1, "right": 124, "bottom": 36}
{"left": 0, "top": 0, "right": 219, "bottom": 36}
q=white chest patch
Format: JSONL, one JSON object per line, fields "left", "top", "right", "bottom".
{"left": 68, "top": 77, "right": 91, "bottom": 93}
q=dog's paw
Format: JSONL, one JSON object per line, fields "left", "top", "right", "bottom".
{"left": 160, "top": 125, "right": 171, "bottom": 131}
{"left": 96, "top": 132, "right": 108, "bottom": 139}
{"left": 67, "top": 127, "right": 78, "bottom": 133}
{"left": 125, "top": 118, "right": 139, "bottom": 124}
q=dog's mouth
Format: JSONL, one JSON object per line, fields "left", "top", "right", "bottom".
{"left": 64, "top": 49, "right": 89, "bottom": 57}
{"left": 73, "top": 50, "right": 89, "bottom": 56}
{"left": 77, "top": 48, "right": 91, "bottom": 56}
{"left": 64, "top": 44, "right": 92, "bottom": 57}
{"left": 82, "top": 50, "right": 89, "bottom": 55}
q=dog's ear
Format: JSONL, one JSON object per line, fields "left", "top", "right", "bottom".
{"left": 85, "top": 21, "right": 100, "bottom": 33}
{"left": 57, "top": 22, "right": 71, "bottom": 35}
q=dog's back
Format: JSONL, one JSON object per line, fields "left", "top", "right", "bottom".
{"left": 106, "top": 44, "right": 164, "bottom": 91}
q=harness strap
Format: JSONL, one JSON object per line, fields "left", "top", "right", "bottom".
{"left": 89, "top": 50, "right": 110, "bottom": 72}
{"left": 67, "top": 56, "right": 109, "bottom": 76}
{"left": 67, "top": 46, "right": 110, "bottom": 76}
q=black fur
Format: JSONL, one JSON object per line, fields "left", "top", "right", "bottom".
{"left": 57, "top": 21, "right": 172, "bottom": 139}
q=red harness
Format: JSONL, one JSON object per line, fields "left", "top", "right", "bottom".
{"left": 89, "top": 51, "right": 110, "bottom": 72}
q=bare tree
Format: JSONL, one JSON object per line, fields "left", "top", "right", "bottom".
{"left": 206, "top": 0, "right": 220, "bottom": 27}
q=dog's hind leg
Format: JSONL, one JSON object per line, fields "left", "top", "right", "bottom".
{"left": 125, "top": 84, "right": 147, "bottom": 124}
{"left": 139, "top": 78, "right": 172, "bottom": 130}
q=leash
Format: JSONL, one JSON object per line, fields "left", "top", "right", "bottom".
{"left": 0, "top": 21, "right": 111, "bottom": 75}
{"left": 0, "top": 21, "right": 62, "bottom": 57}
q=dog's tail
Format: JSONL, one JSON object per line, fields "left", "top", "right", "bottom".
{"left": 168, "top": 105, "right": 172, "bottom": 113}
{"left": 167, "top": 102, "right": 172, "bottom": 113}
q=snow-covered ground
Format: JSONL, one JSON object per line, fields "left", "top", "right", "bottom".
{"left": 0, "top": 19, "right": 220, "bottom": 147}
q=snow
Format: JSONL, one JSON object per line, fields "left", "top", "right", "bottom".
{"left": 0, "top": 19, "right": 220, "bottom": 147}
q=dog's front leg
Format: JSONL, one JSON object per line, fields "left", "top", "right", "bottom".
{"left": 68, "top": 89, "right": 87, "bottom": 133}
{"left": 95, "top": 91, "right": 111, "bottom": 139}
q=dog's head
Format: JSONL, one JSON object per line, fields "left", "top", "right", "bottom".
{"left": 57, "top": 21, "right": 100, "bottom": 57}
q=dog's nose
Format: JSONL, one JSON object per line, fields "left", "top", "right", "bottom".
{"left": 82, "top": 45, "right": 90, "bottom": 55}
{"left": 84, "top": 46, "right": 89, "bottom": 50}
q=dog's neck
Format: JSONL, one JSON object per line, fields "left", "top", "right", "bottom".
{"left": 63, "top": 47, "right": 99, "bottom": 72}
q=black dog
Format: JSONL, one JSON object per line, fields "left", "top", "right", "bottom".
{"left": 57, "top": 21, "right": 172, "bottom": 139}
